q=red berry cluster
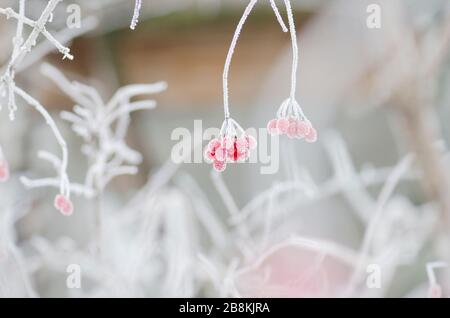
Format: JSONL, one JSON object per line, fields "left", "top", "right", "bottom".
{"left": 267, "top": 117, "right": 317, "bottom": 142}
{"left": 54, "top": 194, "right": 74, "bottom": 216}
{"left": 205, "top": 134, "right": 257, "bottom": 172}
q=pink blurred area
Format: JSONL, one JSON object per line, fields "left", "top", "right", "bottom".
{"left": 237, "top": 245, "right": 354, "bottom": 297}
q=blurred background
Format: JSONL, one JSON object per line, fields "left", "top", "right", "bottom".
{"left": 0, "top": 0, "right": 450, "bottom": 298}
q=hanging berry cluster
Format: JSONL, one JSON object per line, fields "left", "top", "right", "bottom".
{"left": 267, "top": 0, "right": 317, "bottom": 143}
{"left": 205, "top": 119, "right": 257, "bottom": 172}
{"left": 54, "top": 194, "right": 74, "bottom": 216}
{"left": 266, "top": 99, "right": 317, "bottom": 142}
{"left": 205, "top": 0, "right": 317, "bottom": 172}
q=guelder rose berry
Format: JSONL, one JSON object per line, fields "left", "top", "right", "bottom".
{"left": 205, "top": 133, "right": 256, "bottom": 172}
{"left": 54, "top": 194, "right": 74, "bottom": 216}
{"left": 287, "top": 119, "right": 298, "bottom": 139}
{"left": 205, "top": 139, "right": 221, "bottom": 162}
{"left": 213, "top": 159, "right": 226, "bottom": 172}
{"left": 0, "top": 160, "right": 9, "bottom": 183}
{"left": 296, "top": 121, "right": 310, "bottom": 138}
{"left": 305, "top": 127, "right": 318, "bottom": 143}
{"left": 276, "top": 118, "right": 290, "bottom": 134}
{"left": 269, "top": 97, "right": 316, "bottom": 142}
{"left": 266, "top": 116, "right": 318, "bottom": 143}
{"left": 208, "top": 139, "right": 221, "bottom": 151}
{"left": 267, "top": 119, "right": 278, "bottom": 136}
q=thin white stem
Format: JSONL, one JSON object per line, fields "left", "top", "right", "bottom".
{"left": 426, "top": 261, "right": 448, "bottom": 285}
{"left": 223, "top": 0, "right": 258, "bottom": 119}
{"left": 346, "top": 154, "right": 414, "bottom": 294}
{"left": 1, "top": 0, "right": 74, "bottom": 123}
{"left": 210, "top": 171, "right": 241, "bottom": 218}
{"left": 8, "top": 0, "right": 65, "bottom": 70}
{"left": 107, "top": 82, "right": 167, "bottom": 112}
{"left": 104, "top": 101, "right": 156, "bottom": 126}
{"left": 38, "top": 150, "right": 62, "bottom": 170}
{"left": 210, "top": 171, "right": 253, "bottom": 258}
{"left": 94, "top": 192, "right": 103, "bottom": 256}
{"left": 270, "top": 0, "right": 288, "bottom": 32}
{"left": 294, "top": 99, "right": 307, "bottom": 120}
{"left": 222, "top": 0, "right": 293, "bottom": 119}
{"left": 130, "top": 0, "right": 142, "bottom": 30}
{"left": 41, "top": 63, "right": 95, "bottom": 109}
{"left": 17, "top": 17, "right": 98, "bottom": 72}
{"left": 14, "top": 86, "right": 70, "bottom": 197}
{"left": 20, "top": 176, "right": 94, "bottom": 197}
{"left": 283, "top": 0, "right": 298, "bottom": 100}
{"left": 230, "top": 118, "right": 245, "bottom": 134}
{"left": 12, "top": 0, "right": 25, "bottom": 59}
{"left": 0, "top": 8, "right": 34, "bottom": 30}
{"left": 40, "top": 29, "right": 73, "bottom": 60}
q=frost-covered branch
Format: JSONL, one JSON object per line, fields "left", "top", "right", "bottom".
{"left": 0, "top": 0, "right": 79, "bottom": 215}
{"left": 130, "top": 0, "right": 142, "bottom": 30}
{"left": 41, "top": 63, "right": 166, "bottom": 196}
{"left": 20, "top": 151, "right": 94, "bottom": 198}
{"left": 13, "top": 87, "right": 70, "bottom": 189}
{"left": 426, "top": 261, "right": 448, "bottom": 298}
{"left": 355, "top": 3, "right": 450, "bottom": 268}
{"left": 0, "top": 0, "right": 73, "bottom": 117}
{"left": 40, "top": 62, "right": 166, "bottom": 252}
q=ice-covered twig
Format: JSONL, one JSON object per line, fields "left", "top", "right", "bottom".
{"left": 0, "top": 0, "right": 79, "bottom": 215}
{"left": 20, "top": 151, "right": 94, "bottom": 198}
{"left": 222, "top": 0, "right": 290, "bottom": 119}
{"left": 346, "top": 154, "right": 414, "bottom": 294}
{"left": 20, "top": 176, "right": 94, "bottom": 198}
{"left": 323, "top": 134, "right": 376, "bottom": 223}
{"left": 13, "top": 87, "right": 69, "bottom": 194}
{"left": 41, "top": 63, "right": 166, "bottom": 195}
{"left": 233, "top": 136, "right": 419, "bottom": 225}
{"left": 176, "top": 174, "right": 228, "bottom": 249}
{"left": 17, "top": 16, "right": 98, "bottom": 73}
{"left": 0, "top": 0, "right": 73, "bottom": 119}
{"left": 41, "top": 62, "right": 165, "bottom": 252}
{"left": 283, "top": 0, "right": 298, "bottom": 101}
{"left": 266, "top": 0, "right": 317, "bottom": 142}
{"left": 210, "top": 171, "right": 254, "bottom": 258}
{"left": 0, "top": 201, "right": 38, "bottom": 297}
{"left": 106, "top": 83, "right": 166, "bottom": 112}
{"left": 130, "top": 0, "right": 142, "bottom": 30}
{"left": 269, "top": 0, "right": 288, "bottom": 32}
{"left": 354, "top": 4, "right": 450, "bottom": 232}
{"left": 426, "top": 261, "right": 448, "bottom": 298}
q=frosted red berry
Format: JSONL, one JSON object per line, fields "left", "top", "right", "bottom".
{"left": 0, "top": 160, "right": 9, "bottom": 183}
{"left": 54, "top": 194, "right": 74, "bottom": 216}
{"left": 205, "top": 133, "right": 256, "bottom": 172}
